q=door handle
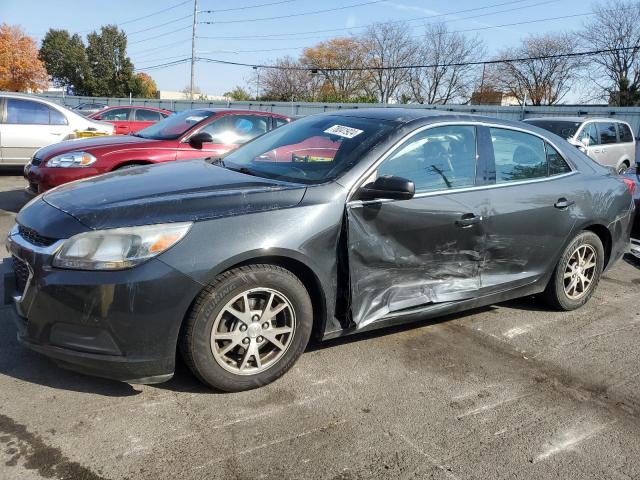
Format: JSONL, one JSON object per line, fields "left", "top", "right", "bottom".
{"left": 455, "top": 213, "right": 482, "bottom": 228}
{"left": 554, "top": 198, "right": 575, "bottom": 209}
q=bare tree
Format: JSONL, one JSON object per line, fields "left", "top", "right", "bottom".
{"left": 407, "top": 23, "right": 484, "bottom": 104}
{"left": 491, "top": 33, "right": 583, "bottom": 105}
{"left": 300, "top": 38, "right": 369, "bottom": 101}
{"left": 579, "top": 0, "right": 640, "bottom": 105}
{"left": 256, "top": 57, "right": 320, "bottom": 101}
{"left": 362, "top": 22, "right": 418, "bottom": 103}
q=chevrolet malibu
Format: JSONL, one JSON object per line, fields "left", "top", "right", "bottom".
{"left": 23, "top": 108, "right": 290, "bottom": 194}
{"left": 5, "top": 109, "right": 635, "bottom": 392}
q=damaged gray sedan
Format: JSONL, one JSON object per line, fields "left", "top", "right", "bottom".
{"left": 5, "top": 109, "right": 635, "bottom": 391}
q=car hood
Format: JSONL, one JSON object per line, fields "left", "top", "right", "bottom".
{"left": 42, "top": 160, "right": 307, "bottom": 230}
{"left": 34, "top": 134, "right": 157, "bottom": 159}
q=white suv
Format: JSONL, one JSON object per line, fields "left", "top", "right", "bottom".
{"left": 525, "top": 117, "right": 636, "bottom": 174}
{"left": 0, "top": 93, "right": 114, "bottom": 166}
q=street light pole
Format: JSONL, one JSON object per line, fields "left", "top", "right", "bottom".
{"left": 190, "top": 0, "right": 198, "bottom": 100}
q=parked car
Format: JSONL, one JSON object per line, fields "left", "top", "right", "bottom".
{"left": 23, "top": 108, "right": 291, "bottom": 194}
{"left": 71, "top": 102, "right": 108, "bottom": 117}
{"left": 622, "top": 164, "right": 640, "bottom": 258}
{"left": 88, "top": 106, "right": 173, "bottom": 135}
{"left": 524, "top": 117, "right": 636, "bottom": 174}
{"left": 0, "top": 93, "right": 114, "bottom": 166}
{"left": 6, "top": 109, "right": 635, "bottom": 391}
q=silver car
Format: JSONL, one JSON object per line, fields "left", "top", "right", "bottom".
{"left": 0, "top": 93, "right": 114, "bottom": 166}
{"left": 525, "top": 117, "right": 636, "bottom": 174}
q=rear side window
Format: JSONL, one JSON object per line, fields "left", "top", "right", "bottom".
{"left": 377, "top": 125, "right": 477, "bottom": 194}
{"left": 617, "top": 122, "right": 634, "bottom": 143}
{"left": 490, "top": 128, "right": 547, "bottom": 183}
{"left": 597, "top": 122, "right": 618, "bottom": 144}
{"left": 135, "top": 109, "right": 163, "bottom": 122}
{"left": 546, "top": 143, "right": 571, "bottom": 175}
{"left": 49, "top": 108, "right": 67, "bottom": 125}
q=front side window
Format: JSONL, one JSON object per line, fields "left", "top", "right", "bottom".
{"left": 221, "top": 115, "right": 396, "bottom": 184}
{"left": 578, "top": 123, "right": 599, "bottom": 146}
{"left": 100, "top": 108, "right": 131, "bottom": 121}
{"left": 6, "top": 99, "right": 50, "bottom": 124}
{"left": 490, "top": 128, "right": 547, "bottom": 183}
{"left": 597, "top": 122, "right": 618, "bottom": 144}
{"left": 376, "top": 125, "right": 477, "bottom": 194}
{"left": 201, "top": 115, "right": 268, "bottom": 144}
{"left": 135, "top": 109, "right": 217, "bottom": 140}
{"left": 617, "top": 122, "right": 634, "bottom": 143}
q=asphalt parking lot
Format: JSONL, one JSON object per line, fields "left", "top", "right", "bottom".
{"left": 0, "top": 174, "right": 638, "bottom": 480}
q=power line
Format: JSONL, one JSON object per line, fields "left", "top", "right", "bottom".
{"left": 196, "top": 45, "right": 640, "bottom": 72}
{"left": 201, "top": 0, "right": 302, "bottom": 13}
{"left": 120, "top": 0, "right": 192, "bottom": 26}
{"left": 128, "top": 24, "right": 192, "bottom": 45}
{"left": 199, "top": 0, "right": 386, "bottom": 25}
{"left": 135, "top": 57, "right": 191, "bottom": 72}
{"left": 197, "top": 0, "right": 554, "bottom": 38}
{"left": 127, "top": 14, "right": 192, "bottom": 35}
{"left": 130, "top": 38, "right": 192, "bottom": 56}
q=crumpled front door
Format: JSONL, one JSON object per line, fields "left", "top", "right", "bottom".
{"left": 346, "top": 194, "right": 485, "bottom": 328}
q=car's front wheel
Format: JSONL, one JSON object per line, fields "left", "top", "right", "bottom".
{"left": 543, "top": 231, "right": 604, "bottom": 310}
{"left": 180, "top": 265, "right": 313, "bottom": 392}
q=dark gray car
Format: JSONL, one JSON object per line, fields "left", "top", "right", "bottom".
{"left": 4, "top": 109, "right": 635, "bottom": 391}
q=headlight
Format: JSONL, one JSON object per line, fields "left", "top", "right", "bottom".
{"left": 47, "top": 151, "right": 97, "bottom": 168}
{"left": 53, "top": 222, "right": 192, "bottom": 270}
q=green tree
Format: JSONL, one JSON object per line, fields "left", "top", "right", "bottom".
{"left": 224, "top": 86, "right": 252, "bottom": 101}
{"left": 85, "top": 25, "right": 134, "bottom": 97}
{"left": 40, "top": 29, "right": 92, "bottom": 94}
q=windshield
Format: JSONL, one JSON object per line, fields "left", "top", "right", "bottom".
{"left": 221, "top": 115, "right": 396, "bottom": 184}
{"left": 136, "top": 109, "right": 216, "bottom": 140}
{"left": 525, "top": 120, "right": 582, "bottom": 139}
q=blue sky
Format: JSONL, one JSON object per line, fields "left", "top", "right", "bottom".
{"left": 4, "top": 0, "right": 591, "bottom": 96}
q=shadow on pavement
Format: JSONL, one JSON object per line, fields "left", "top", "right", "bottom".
{"left": 0, "top": 189, "right": 29, "bottom": 214}
{"left": 0, "top": 309, "right": 141, "bottom": 397}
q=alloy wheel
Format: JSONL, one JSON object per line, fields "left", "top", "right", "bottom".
{"left": 210, "top": 288, "right": 296, "bottom": 375}
{"left": 563, "top": 244, "right": 597, "bottom": 300}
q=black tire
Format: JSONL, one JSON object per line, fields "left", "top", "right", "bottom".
{"left": 543, "top": 231, "right": 604, "bottom": 311}
{"left": 179, "top": 264, "right": 313, "bottom": 392}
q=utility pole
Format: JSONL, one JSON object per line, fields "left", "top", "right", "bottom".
{"left": 190, "top": 0, "right": 198, "bottom": 100}
{"left": 253, "top": 66, "right": 260, "bottom": 100}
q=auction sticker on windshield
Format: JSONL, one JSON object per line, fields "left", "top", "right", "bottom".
{"left": 324, "top": 125, "right": 364, "bottom": 139}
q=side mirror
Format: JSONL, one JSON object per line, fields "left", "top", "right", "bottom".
{"left": 359, "top": 175, "right": 415, "bottom": 201}
{"left": 189, "top": 131, "right": 213, "bottom": 149}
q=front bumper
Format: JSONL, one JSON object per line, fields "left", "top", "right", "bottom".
{"left": 4, "top": 228, "right": 203, "bottom": 384}
{"left": 24, "top": 162, "right": 105, "bottom": 194}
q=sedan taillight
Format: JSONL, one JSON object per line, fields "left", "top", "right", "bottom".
{"left": 623, "top": 177, "right": 637, "bottom": 196}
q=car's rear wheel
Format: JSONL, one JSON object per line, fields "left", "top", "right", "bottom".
{"left": 543, "top": 231, "right": 604, "bottom": 310}
{"left": 180, "top": 265, "right": 313, "bottom": 392}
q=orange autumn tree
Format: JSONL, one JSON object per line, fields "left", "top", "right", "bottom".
{"left": 0, "top": 24, "right": 48, "bottom": 92}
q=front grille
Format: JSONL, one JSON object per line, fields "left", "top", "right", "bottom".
{"left": 18, "top": 225, "right": 57, "bottom": 247}
{"left": 31, "top": 156, "right": 42, "bottom": 166}
{"left": 12, "top": 256, "right": 30, "bottom": 294}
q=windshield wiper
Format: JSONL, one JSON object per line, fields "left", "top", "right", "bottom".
{"left": 206, "top": 156, "right": 226, "bottom": 167}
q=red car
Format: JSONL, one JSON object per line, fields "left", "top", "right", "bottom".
{"left": 88, "top": 106, "right": 173, "bottom": 135}
{"left": 24, "top": 109, "right": 291, "bottom": 194}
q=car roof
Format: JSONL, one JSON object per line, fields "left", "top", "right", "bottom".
{"left": 525, "top": 116, "right": 628, "bottom": 124}
{"left": 100, "top": 105, "right": 171, "bottom": 112}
